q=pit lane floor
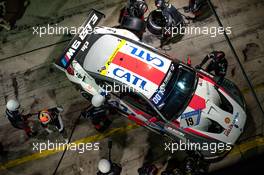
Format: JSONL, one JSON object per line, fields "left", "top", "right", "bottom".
{"left": 0, "top": 0, "right": 264, "bottom": 174}
{"left": 0, "top": 121, "right": 264, "bottom": 174}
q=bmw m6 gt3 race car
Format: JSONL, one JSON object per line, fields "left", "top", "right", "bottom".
{"left": 55, "top": 9, "right": 247, "bottom": 160}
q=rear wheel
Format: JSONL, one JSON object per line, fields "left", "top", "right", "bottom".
{"left": 147, "top": 10, "right": 169, "bottom": 35}
{"left": 120, "top": 16, "right": 146, "bottom": 38}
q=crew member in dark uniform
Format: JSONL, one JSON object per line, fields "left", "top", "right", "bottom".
{"left": 118, "top": 0, "right": 148, "bottom": 39}
{"left": 184, "top": 0, "right": 205, "bottom": 13}
{"left": 5, "top": 99, "right": 33, "bottom": 137}
{"left": 81, "top": 105, "right": 113, "bottom": 132}
{"left": 195, "top": 51, "right": 228, "bottom": 82}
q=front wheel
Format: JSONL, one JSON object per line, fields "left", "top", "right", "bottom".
{"left": 147, "top": 10, "right": 168, "bottom": 35}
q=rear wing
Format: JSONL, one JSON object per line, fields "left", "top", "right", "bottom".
{"left": 54, "top": 9, "right": 105, "bottom": 71}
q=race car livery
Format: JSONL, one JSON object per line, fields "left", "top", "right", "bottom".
{"left": 55, "top": 9, "right": 247, "bottom": 160}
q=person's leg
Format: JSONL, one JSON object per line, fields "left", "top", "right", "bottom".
{"left": 17, "top": 120, "right": 35, "bottom": 137}
{"left": 24, "top": 126, "right": 33, "bottom": 137}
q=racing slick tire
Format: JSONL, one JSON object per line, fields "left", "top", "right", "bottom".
{"left": 120, "top": 16, "right": 146, "bottom": 34}
{"left": 147, "top": 10, "right": 172, "bottom": 35}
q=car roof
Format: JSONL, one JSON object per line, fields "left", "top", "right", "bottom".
{"left": 82, "top": 34, "right": 172, "bottom": 98}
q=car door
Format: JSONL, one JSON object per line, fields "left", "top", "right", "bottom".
{"left": 119, "top": 92, "right": 167, "bottom": 134}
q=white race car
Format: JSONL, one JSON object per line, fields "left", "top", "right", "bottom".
{"left": 55, "top": 9, "right": 247, "bottom": 161}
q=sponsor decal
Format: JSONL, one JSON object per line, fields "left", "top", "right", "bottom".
{"left": 224, "top": 117, "right": 231, "bottom": 124}
{"left": 129, "top": 45, "right": 165, "bottom": 68}
{"left": 81, "top": 41, "right": 90, "bottom": 52}
{"left": 113, "top": 67, "right": 147, "bottom": 90}
{"left": 61, "top": 13, "right": 98, "bottom": 67}
{"left": 166, "top": 126, "right": 185, "bottom": 137}
{"left": 151, "top": 64, "right": 174, "bottom": 107}
{"left": 146, "top": 120, "right": 166, "bottom": 133}
{"left": 180, "top": 110, "right": 201, "bottom": 128}
{"left": 224, "top": 112, "right": 239, "bottom": 136}
{"left": 112, "top": 52, "right": 165, "bottom": 85}
{"left": 79, "top": 13, "right": 99, "bottom": 40}
{"left": 152, "top": 91, "right": 165, "bottom": 106}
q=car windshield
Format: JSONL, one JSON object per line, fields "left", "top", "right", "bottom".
{"left": 159, "top": 64, "right": 197, "bottom": 120}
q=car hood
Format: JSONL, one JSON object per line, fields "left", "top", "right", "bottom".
{"left": 177, "top": 75, "right": 247, "bottom": 145}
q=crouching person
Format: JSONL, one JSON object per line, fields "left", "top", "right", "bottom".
{"left": 38, "top": 107, "right": 68, "bottom": 141}
{"left": 81, "top": 104, "right": 113, "bottom": 132}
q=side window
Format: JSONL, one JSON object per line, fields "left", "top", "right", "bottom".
{"left": 121, "top": 92, "right": 158, "bottom": 117}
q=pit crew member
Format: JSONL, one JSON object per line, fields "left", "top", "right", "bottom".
{"left": 5, "top": 99, "right": 34, "bottom": 137}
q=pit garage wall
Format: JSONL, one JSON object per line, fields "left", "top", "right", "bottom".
{"left": 0, "top": 0, "right": 263, "bottom": 174}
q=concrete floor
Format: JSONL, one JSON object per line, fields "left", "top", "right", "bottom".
{"left": 0, "top": 0, "right": 264, "bottom": 174}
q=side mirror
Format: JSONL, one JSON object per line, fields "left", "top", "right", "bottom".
{"left": 91, "top": 94, "right": 105, "bottom": 107}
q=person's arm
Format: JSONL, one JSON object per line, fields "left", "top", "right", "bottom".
{"left": 42, "top": 124, "right": 53, "bottom": 133}
{"left": 199, "top": 54, "right": 210, "bottom": 67}
{"left": 56, "top": 115, "right": 64, "bottom": 133}
{"left": 196, "top": 54, "right": 210, "bottom": 69}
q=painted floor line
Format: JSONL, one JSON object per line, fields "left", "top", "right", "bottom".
{"left": 241, "top": 82, "right": 264, "bottom": 94}
{"left": 0, "top": 125, "right": 264, "bottom": 170}
{"left": 0, "top": 124, "right": 138, "bottom": 170}
{"left": 229, "top": 136, "right": 264, "bottom": 156}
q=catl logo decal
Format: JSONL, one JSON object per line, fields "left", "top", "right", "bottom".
{"left": 113, "top": 68, "right": 147, "bottom": 90}
{"left": 129, "top": 45, "right": 164, "bottom": 68}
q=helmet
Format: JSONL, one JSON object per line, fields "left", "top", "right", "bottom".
{"left": 137, "top": 1, "right": 148, "bottom": 12}
{"left": 6, "top": 99, "right": 20, "bottom": 111}
{"left": 39, "top": 111, "right": 51, "bottom": 124}
{"left": 155, "top": 0, "right": 165, "bottom": 8}
{"left": 91, "top": 94, "right": 105, "bottom": 107}
{"left": 98, "top": 159, "right": 111, "bottom": 173}
{"left": 215, "top": 51, "right": 225, "bottom": 61}
{"left": 147, "top": 10, "right": 172, "bottom": 35}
